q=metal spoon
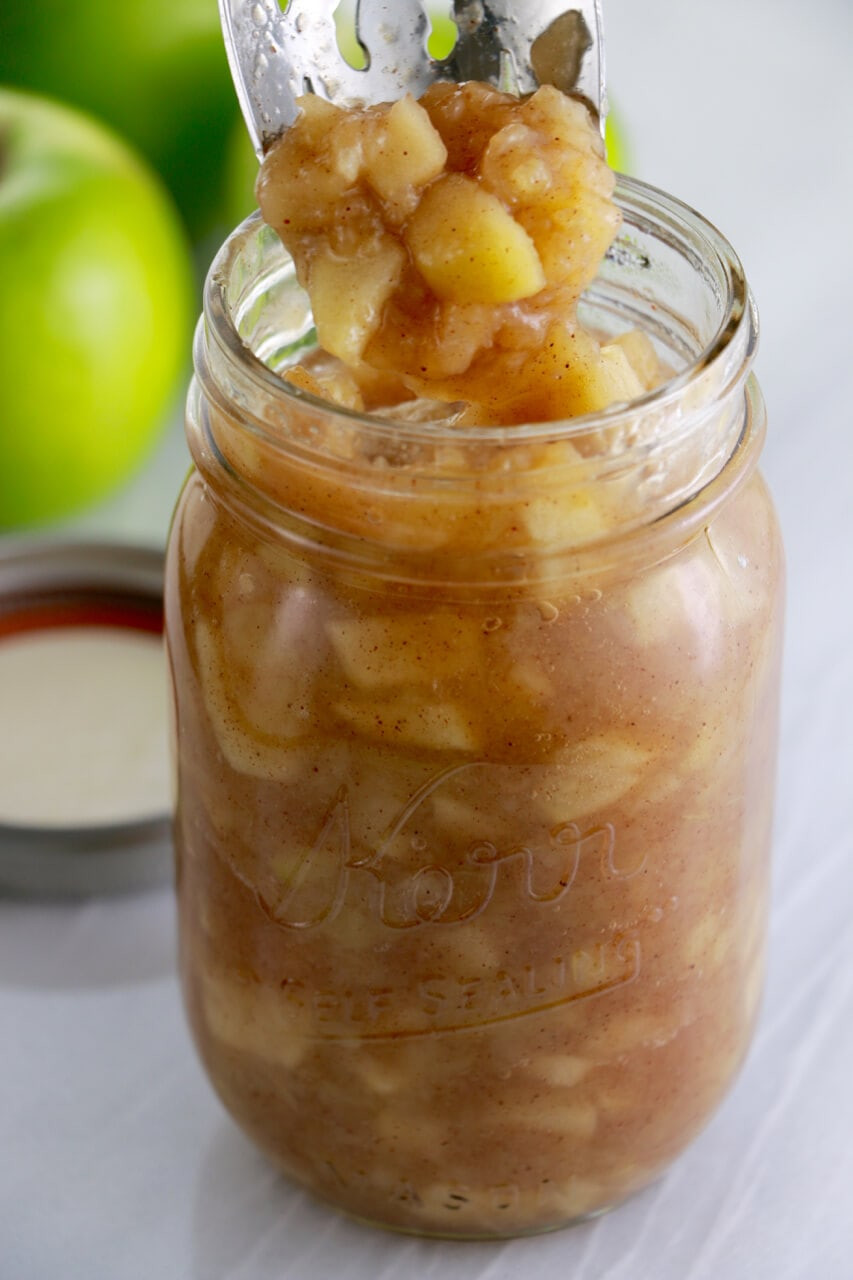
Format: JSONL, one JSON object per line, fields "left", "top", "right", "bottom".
{"left": 220, "top": 0, "right": 606, "bottom": 157}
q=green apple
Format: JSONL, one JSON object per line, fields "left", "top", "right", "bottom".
{"left": 0, "top": 89, "right": 194, "bottom": 529}
{"left": 0, "top": 0, "right": 237, "bottom": 240}
{"left": 605, "top": 107, "right": 630, "bottom": 173}
{"left": 427, "top": 14, "right": 459, "bottom": 59}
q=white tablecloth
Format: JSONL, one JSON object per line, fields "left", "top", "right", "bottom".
{"left": 3, "top": 2, "right": 852, "bottom": 1276}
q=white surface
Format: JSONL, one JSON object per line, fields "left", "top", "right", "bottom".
{"left": 3, "top": 1, "right": 853, "bottom": 1276}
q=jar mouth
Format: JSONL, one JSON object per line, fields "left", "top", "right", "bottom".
{"left": 203, "top": 174, "right": 756, "bottom": 448}
{"left": 192, "top": 175, "right": 763, "bottom": 587}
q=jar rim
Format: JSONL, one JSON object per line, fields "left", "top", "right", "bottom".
{"left": 203, "top": 173, "right": 757, "bottom": 447}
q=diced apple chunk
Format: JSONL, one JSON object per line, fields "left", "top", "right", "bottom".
{"left": 525, "top": 190, "right": 621, "bottom": 289}
{"left": 296, "top": 93, "right": 342, "bottom": 140}
{"left": 255, "top": 99, "right": 349, "bottom": 236}
{"left": 334, "top": 695, "right": 478, "bottom": 752}
{"left": 353, "top": 1054, "right": 404, "bottom": 1096}
{"left": 610, "top": 329, "right": 661, "bottom": 391}
{"left": 363, "top": 95, "right": 447, "bottom": 212}
{"left": 538, "top": 734, "right": 651, "bottom": 821}
{"left": 405, "top": 174, "right": 546, "bottom": 304}
{"left": 623, "top": 564, "right": 686, "bottom": 649}
{"left": 283, "top": 363, "right": 365, "bottom": 411}
{"left": 519, "top": 85, "right": 605, "bottom": 164}
{"left": 309, "top": 238, "right": 406, "bottom": 364}
{"left": 523, "top": 488, "right": 608, "bottom": 547}
{"left": 585, "top": 1010, "right": 685, "bottom": 1057}
{"left": 682, "top": 909, "right": 734, "bottom": 971}
{"left": 326, "top": 612, "right": 480, "bottom": 689}
{"left": 201, "top": 972, "right": 308, "bottom": 1069}
{"left": 509, "top": 656, "right": 555, "bottom": 700}
{"left": 578, "top": 342, "right": 647, "bottom": 413}
{"left": 194, "top": 619, "right": 305, "bottom": 781}
{"left": 508, "top": 324, "right": 642, "bottom": 422}
{"left": 533, "top": 1054, "right": 592, "bottom": 1088}
{"left": 484, "top": 129, "right": 553, "bottom": 205}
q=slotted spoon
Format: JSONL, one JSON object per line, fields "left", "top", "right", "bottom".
{"left": 220, "top": 0, "right": 606, "bottom": 157}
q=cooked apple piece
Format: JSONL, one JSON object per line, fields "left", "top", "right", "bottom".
{"left": 528, "top": 330, "right": 646, "bottom": 418}
{"left": 295, "top": 92, "right": 342, "bottom": 142}
{"left": 420, "top": 80, "right": 518, "bottom": 172}
{"left": 610, "top": 329, "right": 661, "bottom": 391}
{"left": 405, "top": 174, "right": 546, "bottom": 305}
{"left": 523, "top": 487, "right": 608, "bottom": 547}
{"left": 326, "top": 612, "right": 480, "bottom": 689}
{"left": 584, "top": 1010, "right": 686, "bottom": 1057}
{"left": 537, "top": 734, "right": 651, "bottom": 821}
{"left": 622, "top": 562, "right": 688, "bottom": 649}
{"left": 309, "top": 238, "right": 406, "bottom": 364}
{"left": 201, "top": 972, "right": 308, "bottom": 1068}
{"left": 533, "top": 1055, "right": 592, "bottom": 1088}
{"left": 594, "top": 343, "right": 648, "bottom": 405}
{"left": 258, "top": 81, "right": 632, "bottom": 425}
{"left": 508, "top": 656, "right": 555, "bottom": 700}
{"left": 482, "top": 88, "right": 620, "bottom": 294}
{"left": 521, "top": 191, "right": 621, "bottom": 289}
{"left": 255, "top": 97, "right": 351, "bottom": 235}
{"left": 682, "top": 909, "right": 734, "bottom": 972}
{"left": 334, "top": 694, "right": 478, "bottom": 752}
{"left": 283, "top": 363, "right": 365, "bottom": 410}
{"left": 283, "top": 365, "right": 325, "bottom": 398}
{"left": 362, "top": 94, "right": 447, "bottom": 215}
{"left": 519, "top": 84, "right": 606, "bottom": 169}
{"left": 353, "top": 1053, "right": 405, "bottom": 1096}
{"left": 480, "top": 124, "right": 554, "bottom": 206}
{"left": 496, "top": 324, "right": 642, "bottom": 423}
{"left": 194, "top": 619, "right": 307, "bottom": 781}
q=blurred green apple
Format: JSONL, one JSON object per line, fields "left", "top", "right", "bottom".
{"left": 605, "top": 108, "right": 630, "bottom": 173}
{"left": 0, "top": 90, "right": 194, "bottom": 529}
{"left": 0, "top": 0, "right": 237, "bottom": 240}
{"left": 427, "top": 14, "right": 459, "bottom": 59}
{"left": 223, "top": 114, "right": 260, "bottom": 233}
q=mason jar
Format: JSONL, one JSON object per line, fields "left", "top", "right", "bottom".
{"left": 165, "top": 176, "right": 784, "bottom": 1238}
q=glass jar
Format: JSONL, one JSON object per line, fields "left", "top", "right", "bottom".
{"left": 165, "top": 176, "right": 784, "bottom": 1239}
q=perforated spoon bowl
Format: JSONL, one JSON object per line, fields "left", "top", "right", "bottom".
{"left": 220, "top": 0, "right": 606, "bottom": 157}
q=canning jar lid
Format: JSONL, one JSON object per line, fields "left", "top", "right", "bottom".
{"left": 0, "top": 538, "right": 172, "bottom": 898}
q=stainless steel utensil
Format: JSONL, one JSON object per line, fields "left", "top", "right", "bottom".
{"left": 221, "top": 0, "right": 606, "bottom": 157}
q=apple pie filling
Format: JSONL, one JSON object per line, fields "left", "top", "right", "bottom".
{"left": 256, "top": 81, "right": 656, "bottom": 424}
{"left": 167, "top": 81, "right": 784, "bottom": 1236}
